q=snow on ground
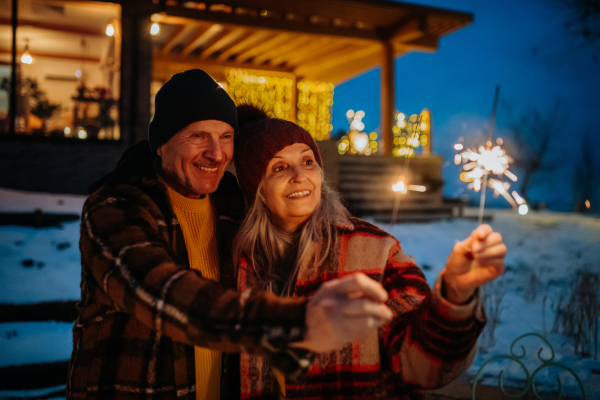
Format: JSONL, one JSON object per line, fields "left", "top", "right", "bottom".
{"left": 1, "top": 189, "right": 599, "bottom": 398}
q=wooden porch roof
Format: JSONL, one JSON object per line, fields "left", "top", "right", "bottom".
{"left": 151, "top": 0, "right": 472, "bottom": 84}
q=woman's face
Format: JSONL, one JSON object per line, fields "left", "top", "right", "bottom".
{"left": 261, "top": 143, "right": 322, "bottom": 233}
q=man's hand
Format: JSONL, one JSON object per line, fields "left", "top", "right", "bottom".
{"left": 292, "top": 273, "right": 393, "bottom": 353}
{"left": 443, "top": 224, "right": 506, "bottom": 304}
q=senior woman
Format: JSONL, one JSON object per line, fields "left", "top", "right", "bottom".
{"left": 231, "top": 105, "right": 506, "bottom": 400}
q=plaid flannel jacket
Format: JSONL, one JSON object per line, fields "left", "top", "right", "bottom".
{"left": 67, "top": 142, "right": 308, "bottom": 400}
{"left": 238, "top": 218, "right": 487, "bottom": 400}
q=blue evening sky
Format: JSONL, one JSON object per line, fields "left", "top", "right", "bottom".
{"left": 331, "top": 0, "right": 600, "bottom": 212}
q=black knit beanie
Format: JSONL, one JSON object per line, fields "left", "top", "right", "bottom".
{"left": 148, "top": 69, "right": 238, "bottom": 153}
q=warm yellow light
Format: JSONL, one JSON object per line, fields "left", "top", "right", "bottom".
{"left": 585, "top": 200, "right": 591, "bottom": 209}
{"left": 77, "top": 128, "right": 87, "bottom": 139}
{"left": 106, "top": 24, "right": 115, "bottom": 36}
{"left": 64, "top": 127, "right": 71, "bottom": 136}
{"left": 504, "top": 170, "right": 518, "bottom": 182}
{"left": 454, "top": 154, "right": 462, "bottom": 165}
{"left": 460, "top": 172, "right": 473, "bottom": 183}
{"left": 75, "top": 70, "right": 82, "bottom": 78}
{"left": 21, "top": 50, "right": 33, "bottom": 64}
{"left": 518, "top": 204, "right": 529, "bottom": 215}
{"left": 354, "top": 133, "right": 369, "bottom": 152}
{"left": 408, "top": 185, "right": 426, "bottom": 192}
{"left": 392, "top": 180, "right": 407, "bottom": 193}
{"left": 150, "top": 22, "right": 160, "bottom": 36}
{"left": 454, "top": 143, "right": 464, "bottom": 151}
{"left": 511, "top": 191, "right": 526, "bottom": 205}
{"left": 420, "top": 122, "right": 427, "bottom": 130}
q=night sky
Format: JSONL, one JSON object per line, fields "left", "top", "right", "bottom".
{"left": 331, "top": 0, "right": 600, "bottom": 212}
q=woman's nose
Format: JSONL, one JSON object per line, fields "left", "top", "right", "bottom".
{"left": 290, "top": 165, "right": 307, "bottom": 181}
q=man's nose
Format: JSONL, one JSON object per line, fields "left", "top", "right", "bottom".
{"left": 204, "top": 139, "right": 223, "bottom": 162}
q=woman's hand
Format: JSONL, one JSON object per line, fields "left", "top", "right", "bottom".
{"left": 443, "top": 224, "right": 506, "bottom": 304}
{"left": 292, "top": 273, "right": 393, "bottom": 353}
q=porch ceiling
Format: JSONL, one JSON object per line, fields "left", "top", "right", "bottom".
{"left": 151, "top": 0, "right": 472, "bottom": 84}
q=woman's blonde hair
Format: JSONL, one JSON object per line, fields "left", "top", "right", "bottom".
{"left": 232, "top": 170, "right": 350, "bottom": 296}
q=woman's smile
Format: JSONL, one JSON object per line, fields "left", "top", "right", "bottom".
{"left": 286, "top": 190, "right": 311, "bottom": 199}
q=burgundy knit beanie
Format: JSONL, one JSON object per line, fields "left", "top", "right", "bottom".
{"left": 234, "top": 104, "right": 323, "bottom": 204}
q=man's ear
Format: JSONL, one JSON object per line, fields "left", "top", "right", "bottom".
{"left": 157, "top": 145, "right": 163, "bottom": 157}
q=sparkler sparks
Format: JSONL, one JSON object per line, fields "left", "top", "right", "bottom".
{"left": 455, "top": 140, "right": 528, "bottom": 215}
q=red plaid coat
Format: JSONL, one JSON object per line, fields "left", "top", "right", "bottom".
{"left": 238, "top": 218, "right": 486, "bottom": 400}
{"left": 67, "top": 142, "right": 309, "bottom": 400}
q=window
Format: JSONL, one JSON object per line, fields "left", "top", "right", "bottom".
{"left": 1, "top": 0, "right": 121, "bottom": 140}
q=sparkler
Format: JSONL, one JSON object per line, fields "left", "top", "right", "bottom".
{"left": 455, "top": 86, "right": 527, "bottom": 224}
{"left": 389, "top": 110, "right": 429, "bottom": 224}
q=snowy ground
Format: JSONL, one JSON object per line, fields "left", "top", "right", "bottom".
{"left": 1, "top": 188, "right": 599, "bottom": 399}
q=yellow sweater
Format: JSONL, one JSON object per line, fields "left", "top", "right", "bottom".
{"left": 165, "top": 183, "right": 221, "bottom": 400}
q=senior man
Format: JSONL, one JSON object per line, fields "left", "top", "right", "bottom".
{"left": 67, "top": 69, "right": 392, "bottom": 400}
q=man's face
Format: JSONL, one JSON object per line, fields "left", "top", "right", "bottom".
{"left": 157, "top": 120, "right": 234, "bottom": 198}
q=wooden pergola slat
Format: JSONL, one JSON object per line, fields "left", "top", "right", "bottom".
{"left": 148, "top": 0, "right": 472, "bottom": 155}
{"left": 198, "top": 28, "right": 247, "bottom": 60}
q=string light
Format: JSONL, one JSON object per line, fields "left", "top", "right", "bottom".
{"left": 297, "top": 81, "right": 334, "bottom": 140}
{"left": 392, "top": 109, "right": 430, "bottom": 158}
{"left": 226, "top": 71, "right": 334, "bottom": 141}
{"left": 227, "top": 71, "right": 294, "bottom": 121}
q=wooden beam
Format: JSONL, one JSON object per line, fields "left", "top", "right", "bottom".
{"left": 293, "top": 44, "right": 377, "bottom": 77}
{"left": 161, "top": 23, "right": 197, "bottom": 56}
{"left": 154, "top": 54, "right": 294, "bottom": 74}
{"left": 389, "top": 16, "right": 425, "bottom": 42}
{"left": 216, "top": 30, "right": 269, "bottom": 61}
{"left": 158, "top": 5, "right": 383, "bottom": 41}
{"left": 180, "top": 24, "right": 224, "bottom": 57}
{"left": 380, "top": 41, "right": 395, "bottom": 156}
{"left": 267, "top": 35, "right": 315, "bottom": 66}
{"left": 311, "top": 49, "right": 385, "bottom": 84}
{"left": 0, "top": 48, "right": 100, "bottom": 63}
{"left": 234, "top": 33, "right": 293, "bottom": 64}
{"left": 198, "top": 28, "right": 247, "bottom": 60}
{"left": 294, "top": 44, "right": 357, "bottom": 75}
{"left": 398, "top": 36, "right": 438, "bottom": 53}
{"left": 0, "top": 17, "right": 104, "bottom": 37}
{"left": 282, "top": 37, "right": 342, "bottom": 67}
{"left": 251, "top": 34, "right": 311, "bottom": 66}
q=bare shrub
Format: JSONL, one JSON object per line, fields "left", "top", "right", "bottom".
{"left": 480, "top": 274, "right": 506, "bottom": 351}
{"left": 552, "top": 269, "right": 600, "bottom": 359}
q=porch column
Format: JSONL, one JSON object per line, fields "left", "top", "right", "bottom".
{"left": 380, "top": 40, "right": 395, "bottom": 156}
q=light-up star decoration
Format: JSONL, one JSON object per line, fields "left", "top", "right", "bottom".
{"left": 455, "top": 139, "right": 528, "bottom": 216}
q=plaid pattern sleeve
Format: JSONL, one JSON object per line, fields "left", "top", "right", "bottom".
{"left": 381, "top": 237, "right": 486, "bottom": 389}
{"left": 79, "top": 184, "right": 307, "bottom": 352}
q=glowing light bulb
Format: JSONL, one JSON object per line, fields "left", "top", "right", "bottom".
{"left": 150, "top": 22, "right": 160, "bottom": 36}
{"left": 106, "top": 24, "right": 115, "bottom": 36}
